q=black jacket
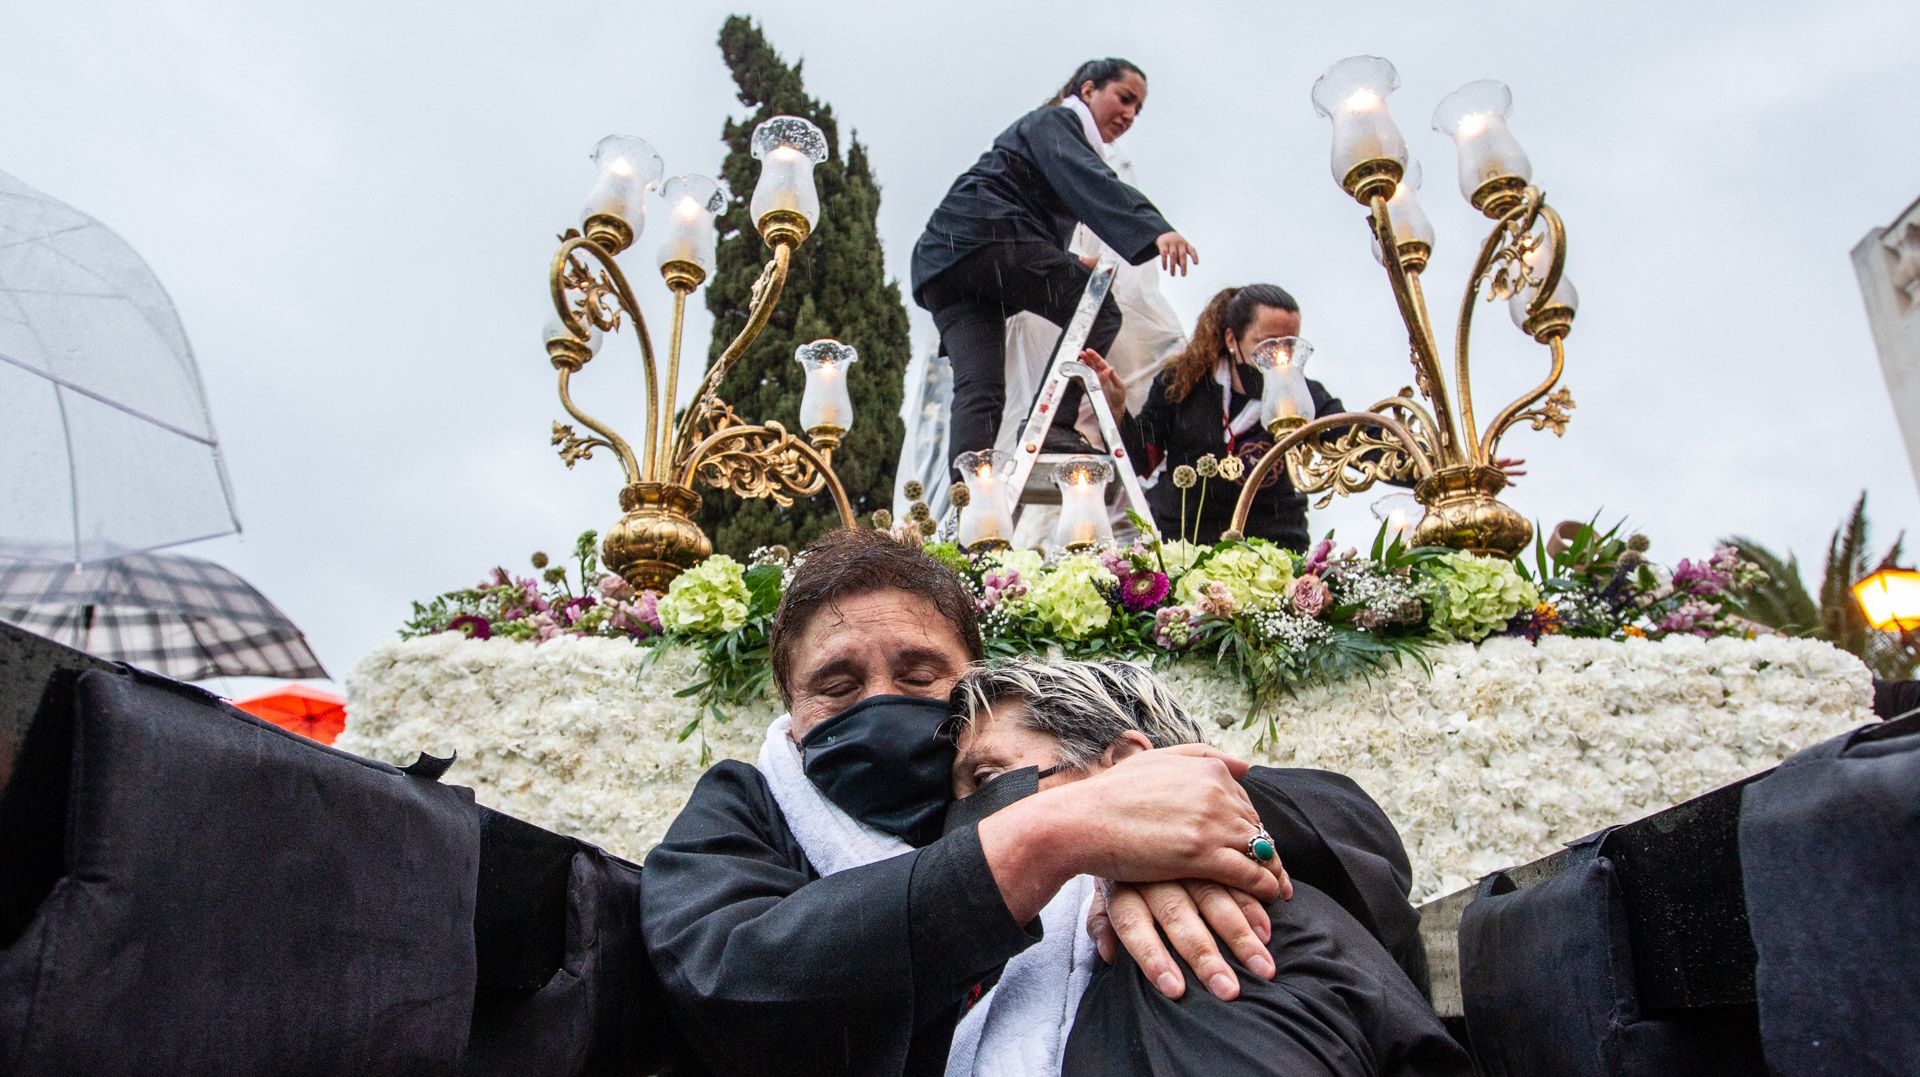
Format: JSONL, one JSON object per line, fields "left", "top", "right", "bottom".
{"left": 1121, "top": 363, "right": 1349, "bottom": 549}
{"left": 909, "top": 105, "right": 1171, "bottom": 304}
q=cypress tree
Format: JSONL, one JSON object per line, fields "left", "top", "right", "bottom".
{"left": 695, "top": 15, "right": 910, "bottom": 556}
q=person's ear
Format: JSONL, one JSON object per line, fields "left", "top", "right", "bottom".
{"left": 1100, "top": 730, "right": 1155, "bottom": 769}
{"left": 1079, "top": 80, "right": 1097, "bottom": 104}
{"left": 1223, "top": 327, "right": 1239, "bottom": 362}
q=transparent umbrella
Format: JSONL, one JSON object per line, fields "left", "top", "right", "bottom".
{"left": 0, "top": 168, "right": 240, "bottom": 564}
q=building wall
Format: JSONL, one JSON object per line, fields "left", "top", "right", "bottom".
{"left": 1853, "top": 194, "right": 1920, "bottom": 497}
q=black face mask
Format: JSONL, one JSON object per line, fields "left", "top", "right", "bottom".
{"left": 799, "top": 694, "right": 955, "bottom": 848}
{"left": 942, "top": 763, "right": 1064, "bottom": 835}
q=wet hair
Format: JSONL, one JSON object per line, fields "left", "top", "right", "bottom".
{"left": 945, "top": 657, "right": 1205, "bottom": 769}
{"left": 1045, "top": 57, "right": 1147, "bottom": 108}
{"left": 1162, "top": 284, "right": 1301, "bottom": 404}
{"left": 769, "top": 528, "right": 984, "bottom": 706}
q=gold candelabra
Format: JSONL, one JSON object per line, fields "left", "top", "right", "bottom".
{"left": 542, "top": 121, "right": 856, "bottom": 591}
{"left": 1227, "top": 59, "right": 1578, "bottom": 558}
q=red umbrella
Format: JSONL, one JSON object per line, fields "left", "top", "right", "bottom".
{"left": 234, "top": 684, "right": 346, "bottom": 745}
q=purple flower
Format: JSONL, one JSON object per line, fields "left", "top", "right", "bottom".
{"left": 1656, "top": 598, "right": 1720, "bottom": 637}
{"left": 1301, "top": 539, "right": 1335, "bottom": 576}
{"left": 1671, "top": 558, "right": 1728, "bottom": 597}
{"left": 1289, "top": 573, "right": 1330, "bottom": 617}
{"left": 560, "top": 595, "right": 596, "bottom": 626}
{"left": 446, "top": 614, "right": 492, "bottom": 640}
{"left": 519, "top": 578, "right": 551, "bottom": 613}
{"left": 529, "top": 612, "right": 561, "bottom": 641}
{"left": 1121, "top": 571, "right": 1171, "bottom": 611}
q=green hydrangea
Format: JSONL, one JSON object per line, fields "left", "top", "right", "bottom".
{"left": 1159, "top": 539, "right": 1205, "bottom": 576}
{"left": 1423, "top": 550, "right": 1539, "bottom": 641}
{"left": 922, "top": 541, "right": 971, "bottom": 577}
{"left": 1174, "top": 543, "right": 1295, "bottom": 611}
{"left": 1024, "top": 555, "right": 1116, "bottom": 639}
{"left": 657, "top": 554, "right": 752, "bottom": 634}
{"left": 983, "top": 548, "right": 1046, "bottom": 580}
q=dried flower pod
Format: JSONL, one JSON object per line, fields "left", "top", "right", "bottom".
{"left": 1195, "top": 455, "right": 1219, "bottom": 479}
{"left": 543, "top": 566, "right": 567, "bottom": 585}
{"left": 949, "top": 484, "right": 973, "bottom": 508}
{"left": 1217, "top": 455, "right": 1245, "bottom": 481}
{"left": 1627, "top": 534, "right": 1651, "bottom": 553}
{"left": 919, "top": 518, "right": 937, "bottom": 538}
{"left": 903, "top": 480, "right": 925, "bottom": 501}
{"left": 765, "top": 544, "right": 791, "bottom": 564}
{"left": 1172, "top": 465, "right": 1198, "bottom": 489}
{"left": 871, "top": 509, "right": 894, "bottom": 530}
{"left": 530, "top": 551, "right": 550, "bottom": 570}
{"left": 908, "top": 501, "right": 932, "bottom": 523}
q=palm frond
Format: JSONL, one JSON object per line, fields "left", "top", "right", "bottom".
{"left": 1721, "top": 534, "right": 1820, "bottom": 635}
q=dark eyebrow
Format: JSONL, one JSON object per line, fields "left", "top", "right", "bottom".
{"left": 893, "top": 645, "right": 957, "bottom": 669}
{"left": 804, "top": 656, "right": 861, "bottom": 685}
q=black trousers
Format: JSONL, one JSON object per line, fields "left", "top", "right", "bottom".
{"left": 920, "top": 240, "right": 1123, "bottom": 468}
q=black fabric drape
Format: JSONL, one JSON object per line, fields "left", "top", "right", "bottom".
{"left": 640, "top": 760, "right": 1038, "bottom": 1077}
{"left": 1458, "top": 831, "right": 1764, "bottom": 1076}
{"left": 1739, "top": 715, "right": 1920, "bottom": 1076}
{"left": 1063, "top": 767, "right": 1467, "bottom": 1076}
{"left": 461, "top": 843, "right": 681, "bottom": 1076}
{"left": 0, "top": 667, "right": 481, "bottom": 1076}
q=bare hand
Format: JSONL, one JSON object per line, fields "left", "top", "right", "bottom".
{"left": 1089, "top": 878, "right": 1280, "bottom": 1000}
{"left": 1079, "top": 348, "right": 1128, "bottom": 417}
{"left": 1155, "top": 232, "right": 1198, "bottom": 276}
{"left": 1064, "top": 745, "right": 1285, "bottom": 899}
{"left": 1494, "top": 456, "right": 1527, "bottom": 486}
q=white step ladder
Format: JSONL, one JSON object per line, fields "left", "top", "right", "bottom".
{"left": 1001, "top": 257, "right": 1156, "bottom": 537}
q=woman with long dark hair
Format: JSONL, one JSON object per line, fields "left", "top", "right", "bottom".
{"left": 910, "top": 58, "right": 1197, "bottom": 468}
{"left": 1090, "top": 285, "right": 1520, "bottom": 548}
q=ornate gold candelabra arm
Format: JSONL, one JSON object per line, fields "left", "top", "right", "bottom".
{"left": 1463, "top": 199, "right": 1576, "bottom": 464}
{"left": 552, "top": 363, "right": 640, "bottom": 483}
{"left": 1367, "top": 196, "right": 1461, "bottom": 457}
{"left": 1368, "top": 393, "right": 1446, "bottom": 462}
{"left": 672, "top": 412, "right": 856, "bottom": 528}
{"left": 550, "top": 233, "right": 663, "bottom": 479}
{"left": 1453, "top": 189, "right": 1562, "bottom": 465}
{"left": 1227, "top": 411, "right": 1436, "bottom": 536}
{"left": 667, "top": 242, "right": 793, "bottom": 468}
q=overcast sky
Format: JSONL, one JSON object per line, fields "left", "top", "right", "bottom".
{"left": 6, "top": 0, "right": 1919, "bottom": 692}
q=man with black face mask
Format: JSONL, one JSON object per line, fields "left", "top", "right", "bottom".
{"left": 641, "top": 530, "right": 1291, "bottom": 1077}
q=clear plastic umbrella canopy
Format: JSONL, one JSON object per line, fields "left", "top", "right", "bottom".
{"left": 0, "top": 169, "right": 239, "bottom": 564}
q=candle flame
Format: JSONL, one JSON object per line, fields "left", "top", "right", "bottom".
{"left": 1457, "top": 113, "right": 1491, "bottom": 138}
{"left": 608, "top": 158, "right": 635, "bottom": 177}
{"left": 974, "top": 462, "right": 993, "bottom": 478}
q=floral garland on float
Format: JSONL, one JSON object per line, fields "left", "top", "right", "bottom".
{"left": 401, "top": 473, "right": 1777, "bottom": 743}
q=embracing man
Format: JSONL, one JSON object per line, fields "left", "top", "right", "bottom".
{"left": 641, "top": 529, "right": 1443, "bottom": 1075}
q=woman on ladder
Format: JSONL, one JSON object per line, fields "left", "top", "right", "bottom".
{"left": 910, "top": 57, "right": 1198, "bottom": 471}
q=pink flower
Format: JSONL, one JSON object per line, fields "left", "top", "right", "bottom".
{"left": 1671, "top": 558, "right": 1728, "bottom": 597}
{"left": 1288, "top": 573, "right": 1330, "bottom": 617}
{"left": 597, "top": 574, "right": 634, "bottom": 601}
{"left": 1100, "top": 550, "right": 1132, "bottom": 580}
{"left": 1121, "top": 571, "right": 1171, "bottom": 611}
{"left": 1153, "top": 606, "right": 1194, "bottom": 648}
{"left": 560, "top": 595, "right": 596, "bottom": 626}
{"left": 529, "top": 612, "right": 561, "bottom": 641}
{"left": 1199, "top": 581, "right": 1236, "bottom": 618}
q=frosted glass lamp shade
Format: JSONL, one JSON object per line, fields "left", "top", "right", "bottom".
{"left": 1432, "top": 80, "right": 1533, "bottom": 207}
{"left": 1050, "top": 456, "right": 1114, "bottom": 550}
{"left": 955, "top": 449, "right": 1016, "bottom": 550}
{"left": 581, "top": 135, "right": 664, "bottom": 239}
{"left": 750, "top": 116, "right": 828, "bottom": 231}
{"left": 1248, "top": 337, "right": 1317, "bottom": 432}
{"left": 655, "top": 175, "right": 727, "bottom": 276}
{"left": 796, "top": 339, "right": 858, "bottom": 432}
{"left": 1310, "top": 56, "right": 1408, "bottom": 197}
{"left": 1371, "top": 158, "right": 1437, "bottom": 266}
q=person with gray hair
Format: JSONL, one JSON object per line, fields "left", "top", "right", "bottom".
{"left": 942, "top": 657, "right": 1471, "bottom": 1077}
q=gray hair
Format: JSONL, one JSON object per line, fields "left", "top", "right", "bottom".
{"left": 946, "top": 657, "right": 1206, "bottom": 769}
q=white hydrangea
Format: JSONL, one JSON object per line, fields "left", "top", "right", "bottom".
{"left": 344, "top": 633, "right": 1871, "bottom": 903}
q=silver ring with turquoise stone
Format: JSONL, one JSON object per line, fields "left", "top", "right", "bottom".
{"left": 1247, "top": 826, "right": 1277, "bottom": 863}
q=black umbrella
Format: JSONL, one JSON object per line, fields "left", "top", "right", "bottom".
{"left": 0, "top": 552, "right": 325, "bottom": 680}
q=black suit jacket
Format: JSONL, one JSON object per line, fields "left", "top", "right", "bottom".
{"left": 909, "top": 105, "right": 1171, "bottom": 304}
